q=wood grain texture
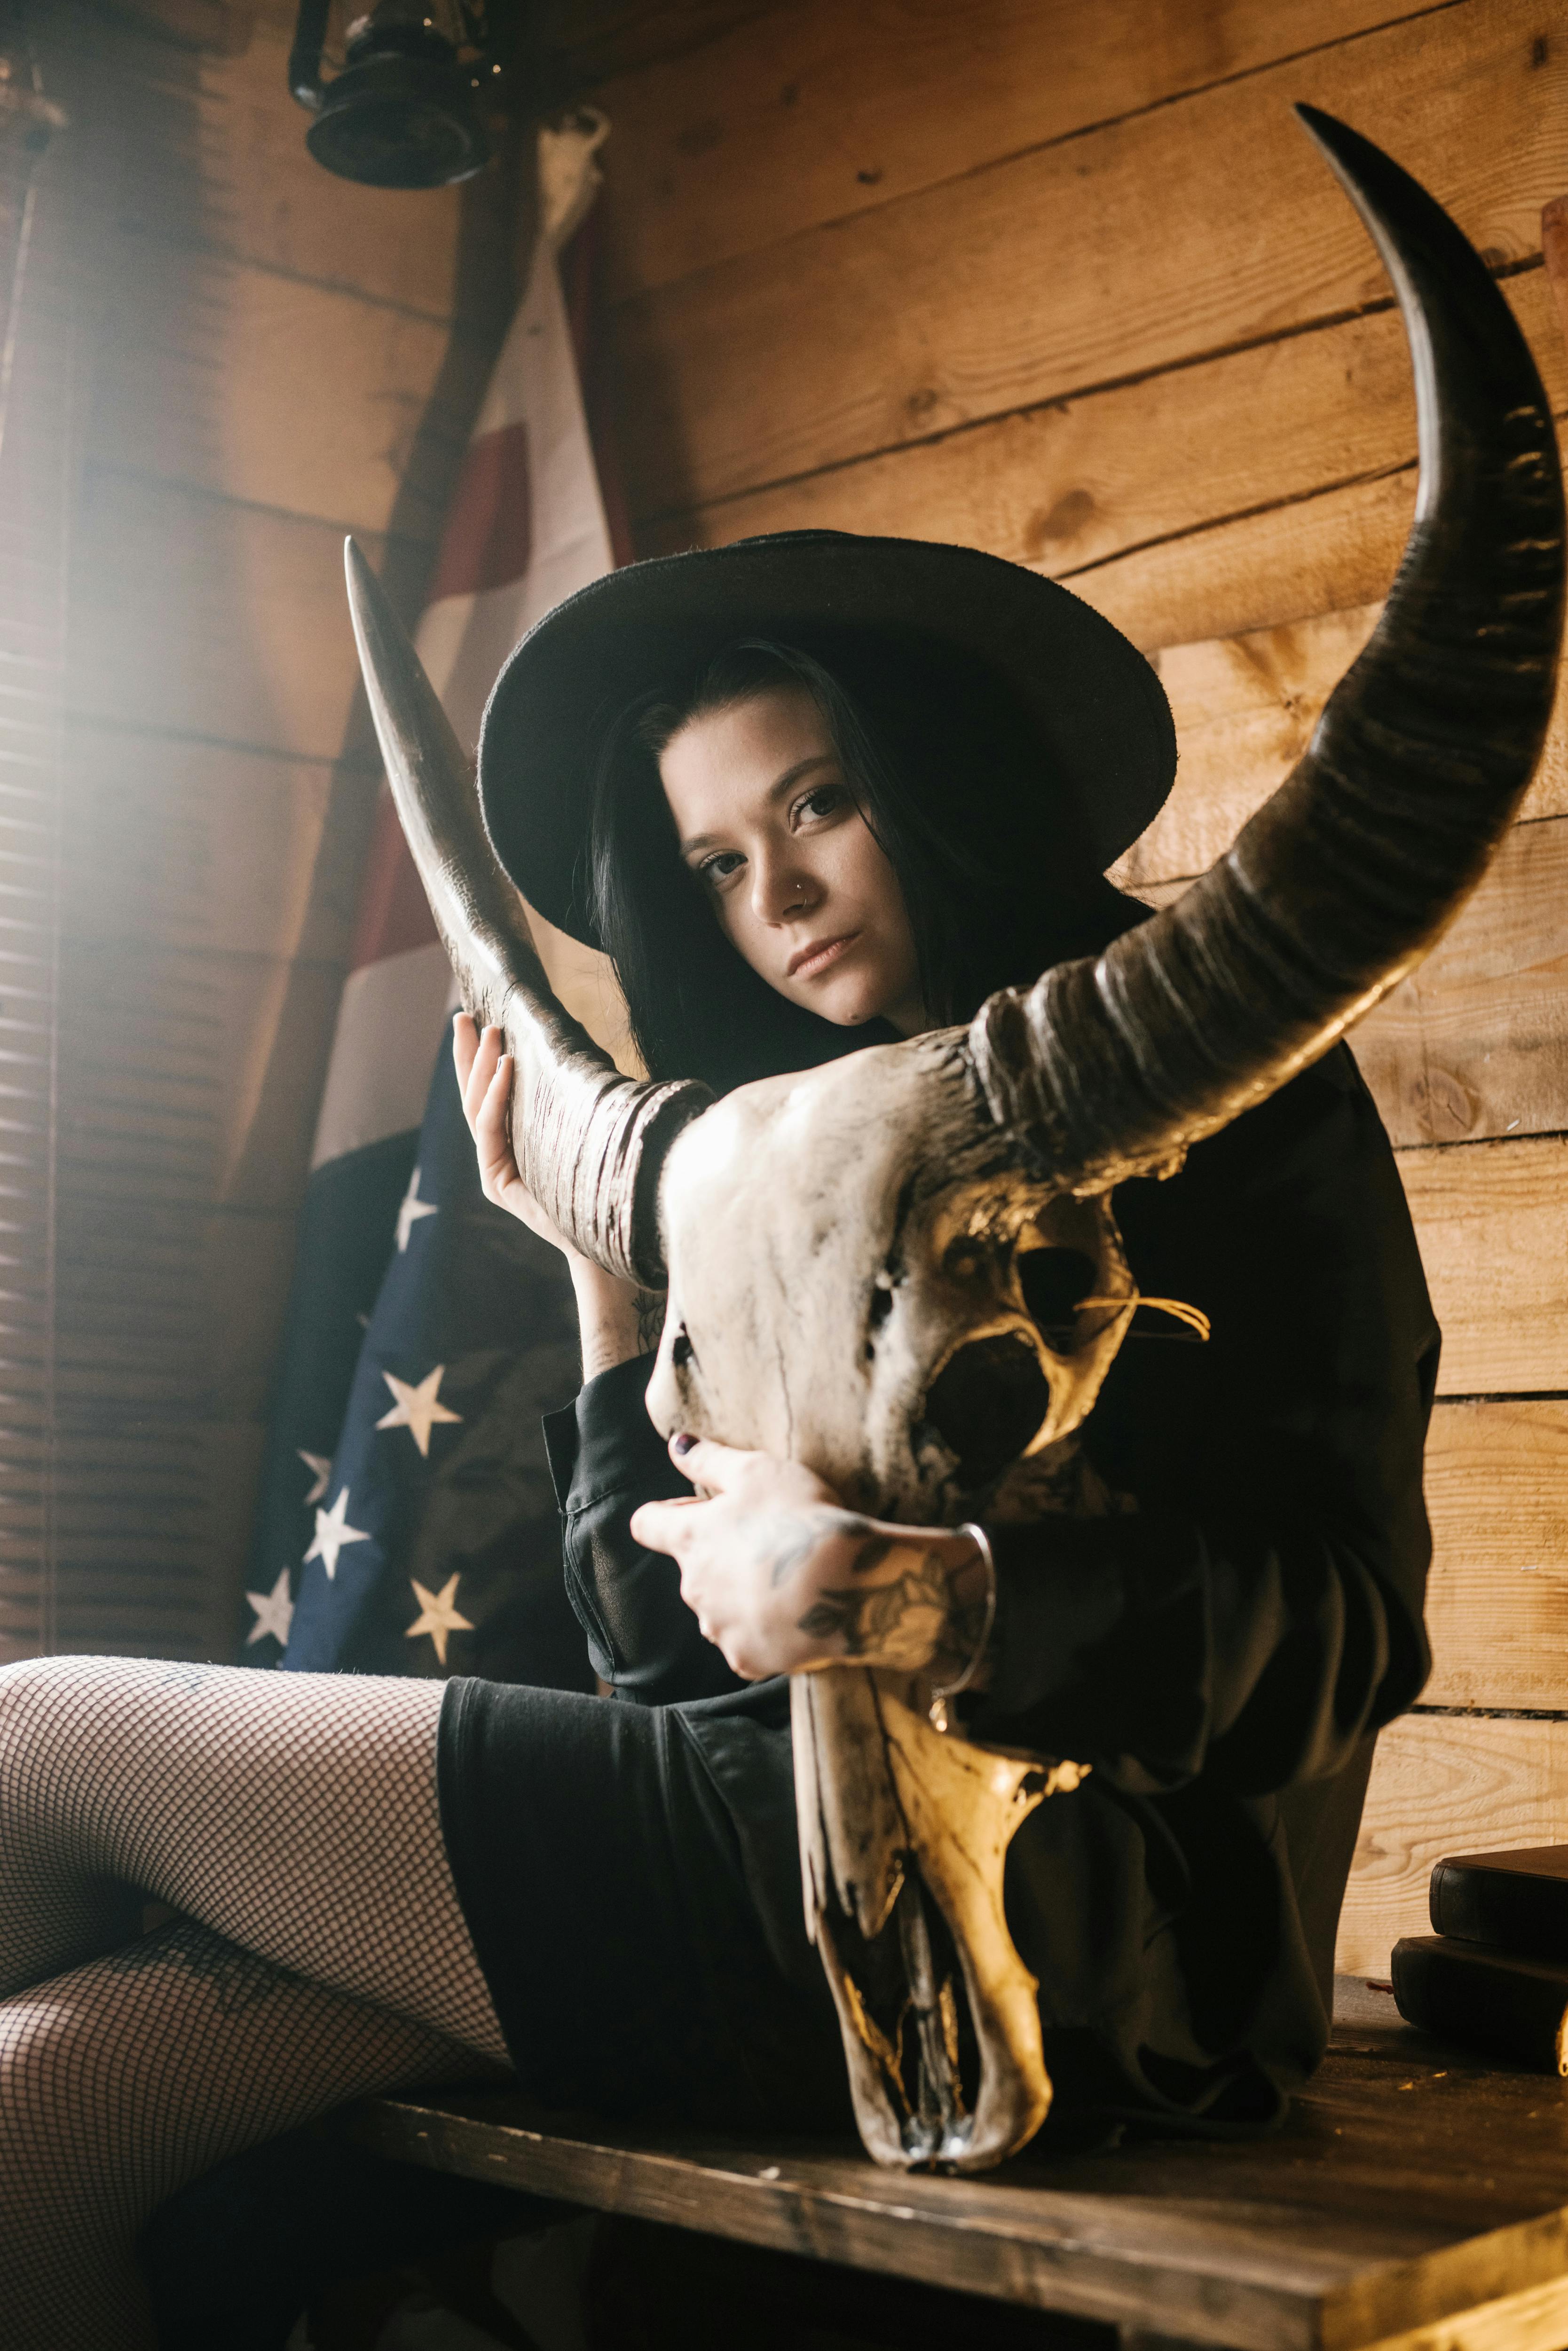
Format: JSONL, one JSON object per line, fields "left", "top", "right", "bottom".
{"left": 1140, "top": 817, "right": 1568, "bottom": 1149}
{"left": 62, "top": 734, "right": 365, "bottom": 965}
{"left": 1360, "top": 2273, "right": 1568, "bottom": 2351}
{"left": 85, "top": 244, "right": 460, "bottom": 538}
{"left": 1423, "top": 1402, "right": 1568, "bottom": 1709}
{"left": 539, "top": 0, "right": 773, "bottom": 103}
{"left": 108, "top": 17, "right": 497, "bottom": 321}
{"left": 346, "top": 2004, "right": 1568, "bottom": 2351}
{"left": 1340, "top": 1714, "right": 1568, "bottom": 1976}
{"left": 1125, "top": 856, "right": 1568, "bottom": 1161}
{"left": 1117, "top": 593, "right": 1568, "bottom": 890}
{"left": 595, "top": 0, "right": 1427, "bottom": 299}
{"left": 637, "top": 257, "right": 1563, "bottom": 592}
{"left": 1353, "top": 820, "right": 1568, "bottom": 1149}
{"left": 1063, "top": 406, "right": 1568, "bottom": 654}
{"left": 1117, "top": 603, "right": 1384, "bottom": 884}
{"left": 69, "top": 472, "right": 396, "bottom": 762}
{"left": 1397, "top": 1136, "right": 1568, "bottom": 1398}
{"left": 1069, "top": 451, "right": 1419, "bottom": 652}
{"left": 611, "top": 0, "right": 1566, "bottom": 513}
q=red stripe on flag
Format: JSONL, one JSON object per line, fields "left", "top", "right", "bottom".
{"left": 425, "top": 420, "right": 534, "bottom": 604}
{"left": 349, "top": 792, "right": 440, "bottom": 971}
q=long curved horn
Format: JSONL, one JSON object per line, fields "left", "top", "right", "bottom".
{"left": 344, "top": 541, "right": 710, "bottom": 1287}
{"left": 971, "top": 108, "right": 1565, "bottom": 1186}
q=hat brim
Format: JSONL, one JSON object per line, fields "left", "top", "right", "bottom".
{"left": 478, "top": 531, "right": 1175, "bottom": 948}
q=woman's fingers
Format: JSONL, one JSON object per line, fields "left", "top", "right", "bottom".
{"left": 629, "top": 1497, "right": 699, "bottom": 1553}
{"left": 452, "top": 1009, "right": 479, "bottom": 1101}
{"left": 450, "top": 1019, "right": 579, "bottom": 1257}
{"left": 457, "top": 1018, "right": 505, "bottom": 1139}
{"left": 456, "top": 1019, "right": 526, "bottom": 1216}
{"left": 455, "top": 1011, "right": 500, "bottom": 1136}
{"left": 456, "top": 1013, "right": 481, "bottom": 1122}
{"left": 665, "top": 1434, "right": 756, "bottom": 1493}
{"left": 473, "top": 1051, "right": 522, "bottom": 1205}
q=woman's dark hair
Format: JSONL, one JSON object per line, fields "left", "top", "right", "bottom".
{"left": 586, "top": 629, "right": 1143, "bottom": 1094}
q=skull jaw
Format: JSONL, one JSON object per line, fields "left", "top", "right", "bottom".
{"left": 791, "top": 1669, "right": 1084, "bottom": 2173}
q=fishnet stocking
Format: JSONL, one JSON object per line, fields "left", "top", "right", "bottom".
{"left": 0, "top": 1656, "right": 512, "bottom": 2351}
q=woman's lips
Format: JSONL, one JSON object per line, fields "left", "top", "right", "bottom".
{"left": 787, "top": 932, "right": 859, "bottom": 980}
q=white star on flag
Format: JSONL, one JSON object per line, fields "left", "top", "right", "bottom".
{"left": 297, "top": 1450, "right": 331, "bottom": 1506}
{"left": 304, "top": 1486, "right": 371, "bottom": 1581}
{"left": 244, "top": 1565, "right": 295, "bottom": 1648}
{"left": 376, "top": 1364, "right": 463, "bottom": 1458}
{"left": 405, "top": 1572, "right": 474, "bottom": 1668}
{"left": 395, "top": 1164, "right": 439, "bottom": 1253}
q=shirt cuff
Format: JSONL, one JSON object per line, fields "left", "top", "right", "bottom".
{"left": 542, "top": 1352, "right": 680, "bottom": 1515}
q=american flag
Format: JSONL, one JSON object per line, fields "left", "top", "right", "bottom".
{"left": 242, "top": 117, "right": 628, "bottom": 1685}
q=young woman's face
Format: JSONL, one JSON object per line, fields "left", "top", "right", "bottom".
{"left": 658, "top": 683, "right": 926, "bottom": 1036}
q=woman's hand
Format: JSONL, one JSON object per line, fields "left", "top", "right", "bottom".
{"left": 630, "top": 1435, "right": 992, "bottom": 1685}
{"left": 454, "top": 1013, "right": 577, "bottom": 1253}
{"left": 455, "top": 1013, "right": 664, "bottom": 1377}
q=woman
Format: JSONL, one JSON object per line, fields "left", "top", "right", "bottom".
{"left": 0, "top": 533, "right": 1436, "bottom": 2347}
{"left": 438, "top": 536, "right": 1436, "bottom": 2144}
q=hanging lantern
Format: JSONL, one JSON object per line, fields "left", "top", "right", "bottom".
{"left": 288, "top": 0, "right": 505, "bottom": 189}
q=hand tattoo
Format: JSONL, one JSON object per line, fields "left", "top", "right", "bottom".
{"left": 761, "top": 1515, "right": 832, "bottom": 1588}
{"left": 757, "top": 1511, "right": 890, "bottom": 1589}
{"left": 797, "top": 1549, "right": 953, "bottom": 1671}
{"left": 796, "top": 1538, "right": 991, "bottom": 1681}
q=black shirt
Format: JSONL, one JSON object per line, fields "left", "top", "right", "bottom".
{"left": 542, "top": 1045, "right": 1438, "bottom": 2140}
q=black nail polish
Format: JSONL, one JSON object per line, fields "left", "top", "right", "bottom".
{"left": 672, "top": 1432, "right": 696, "bottom": 1458}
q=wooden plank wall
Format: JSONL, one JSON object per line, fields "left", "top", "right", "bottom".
{"left": 5, "top": 5, "right": 525, "bottom": 1661}
{"left": 583, "top": 0, "right": 1568, "bottom": 1974}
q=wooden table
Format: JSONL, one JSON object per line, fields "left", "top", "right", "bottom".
{"left": 340, "top": 1980, "right": 1568, "bottom": 2351}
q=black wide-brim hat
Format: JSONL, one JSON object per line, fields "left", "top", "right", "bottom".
{"left": 478, "top": 530, "right": 1176, "bottom": 948}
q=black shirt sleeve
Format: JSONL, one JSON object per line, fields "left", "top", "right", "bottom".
{"left": 962, "top": 1047, "right": 1440, "bottom": 1798}
{"left": 543, "top": 1353, "right": 749, "bottom": 1705}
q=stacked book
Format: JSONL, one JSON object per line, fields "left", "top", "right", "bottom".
{"left": 1394, "top": 1845, "right": 1568, "bottom": 2073}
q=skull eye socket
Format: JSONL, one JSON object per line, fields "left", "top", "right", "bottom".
{"left": 1018, "top": 1246, "right": 1097, "bottom": 1341}
{"left": 922, "top": 1333, "right": 1050, "bottom": 1491}
{"left": 942, "top": 1237, "right": 985, "bottom": 1282}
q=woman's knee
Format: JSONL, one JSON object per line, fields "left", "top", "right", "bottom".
{"left": 0, "top": 1656, "right": 116, "bottom": 1825}
{"left": 0, "top": 1656, "right": 80, "bottom": 1806}
{"left": 0, "top": 1988, "right": 142, "bottom": 2227}
{"left": 0, "top": 1653, "right": 115, "bottom": 1744}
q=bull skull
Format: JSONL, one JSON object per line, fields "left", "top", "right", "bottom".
{"left": 344, "top": 110, "right": 1564, "bottom": 2170}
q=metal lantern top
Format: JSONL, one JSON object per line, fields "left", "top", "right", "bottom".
{"left": 289, "top": 0, "right": 497, "bottom": 189}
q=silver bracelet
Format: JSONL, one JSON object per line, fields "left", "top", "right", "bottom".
{"left": 927, "top": 1523, "right": 996, "bottom": 1734}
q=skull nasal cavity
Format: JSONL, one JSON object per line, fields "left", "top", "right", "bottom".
{"left": 1018, "top": 1247, "right": 1097, "bottom": 1336}
{"left": 923, "top": 1334, "right": 1050, "bottom": 1490}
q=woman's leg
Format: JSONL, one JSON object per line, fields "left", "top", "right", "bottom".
{"left": 0, "top": 1654, "right": 504, "bottom": 2045}
{"left": 0, "top": 1654, "right": 511, "bottom": 2350}
{"left": 1, "top": 1921, "right": 474, "bottom": 2349}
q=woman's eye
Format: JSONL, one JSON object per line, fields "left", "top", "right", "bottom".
{"left": 699, "top": 850, "right": 744, "bottom": 887}
{"left": 795, "top": 783, "right": 846, "bottom": 826}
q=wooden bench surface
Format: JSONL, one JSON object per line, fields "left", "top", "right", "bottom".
{"left": 341, "top": 1980, "right": 1568, "bottom": 2351}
